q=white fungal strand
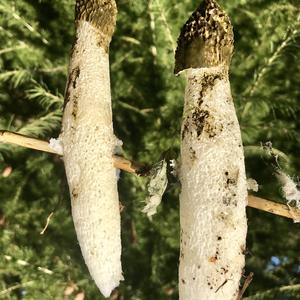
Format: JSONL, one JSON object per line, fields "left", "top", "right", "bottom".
{"left": 61, "top": 21, "right": 122, "bottom": 298}
{"left": 179, "top": 67, "right": 248, "bottom": 300}
{"left": 277, "top": 171, "right": 300, "bottom": 203}
{"left": 247, "top": 178, "right": 259, "bottom": 192}
{"left": 48, "top": 138, "right": 63, "bottom": 155}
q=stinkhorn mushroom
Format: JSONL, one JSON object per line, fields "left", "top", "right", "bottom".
{"left": 175, "top": 1, "right": 248, "bottom": 299}
{"left": 60, "top": 0, "right": 122, "bottom": 297}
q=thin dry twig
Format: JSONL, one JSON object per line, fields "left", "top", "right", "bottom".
{"left": 1, "top": 130, "right": 300, "bottom": 221}
{"left": 248, "top": 195, "right": 300, "bottom": 221}
{"left": 0, "top": 130, "right": 58, "bottom": 154}
{"left": 0, "top": 130, "right": 142, "bottom": 173}
{"left": 237, "top": 272, "right": 254, "bottom": 300}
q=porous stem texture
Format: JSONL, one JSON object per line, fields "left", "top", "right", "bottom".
{"left": 61, "top": 1, "right": 122, "bottom": 297}
{"left": 179, "top": 67, "right": 247, "bottom": 300}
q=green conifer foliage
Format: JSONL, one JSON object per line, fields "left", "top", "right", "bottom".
{"left": 0, "top": 0, "right": 299, "bottom": 299}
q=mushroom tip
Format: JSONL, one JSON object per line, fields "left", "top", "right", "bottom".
{"left": 174, "top": 0, "right": 234, "bottom": 72}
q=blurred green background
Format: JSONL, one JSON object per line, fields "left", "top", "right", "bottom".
{"left": 0, "top": 0, "right": 299, "bottom": 299}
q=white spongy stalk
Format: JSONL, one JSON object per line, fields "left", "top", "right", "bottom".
{"left": 61, "top": 21, "right": 123, "bottom": 298}
{"left": 179, "top": 68, "right": 248, "bottom": 300}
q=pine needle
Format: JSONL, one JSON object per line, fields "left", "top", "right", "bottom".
{"left": 40, "top": 212, "right": 54, "bottom": 235}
